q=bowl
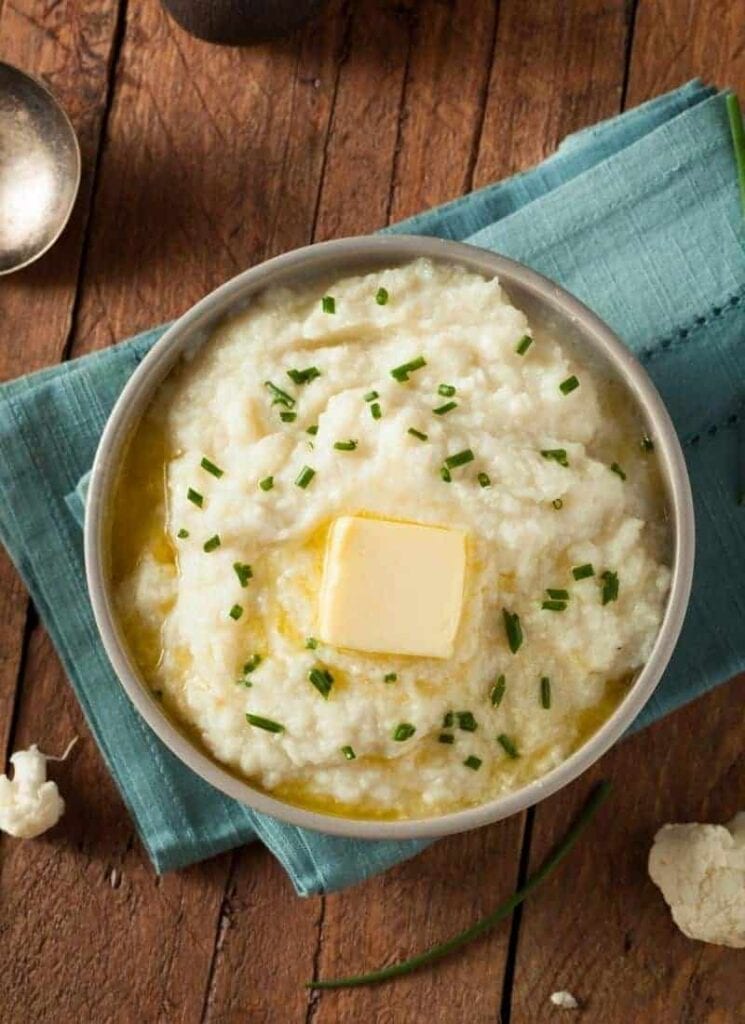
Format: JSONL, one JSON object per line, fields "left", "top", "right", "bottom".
{"left": 85, "top": 235, "right": 695, "bottom": 839}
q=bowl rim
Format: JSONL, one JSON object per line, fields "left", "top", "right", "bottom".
{"left": 84, "top": 234, "right": 695, "bottom": 839}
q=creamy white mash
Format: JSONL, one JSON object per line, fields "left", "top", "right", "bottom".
{"left": 112, "top": 260, "right": 670, "bottom": 818}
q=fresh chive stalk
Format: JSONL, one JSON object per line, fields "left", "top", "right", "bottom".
{"left": 295, "top": 466, "right": 316, "bottom": 489}
{"left": 443, "top": 711, "right": 454, "bottom": 728}
{"left": 390, "top": 356, "right": 427, "bottom": 382}
{"left": 305, "top": 637, "right": 318, "bottom": 650}
{"left": 540, "top": 676, "right": 552, "bottom": 709}
{"left": 264, "top": 380, "right": 295, "bottom": 409}
{"left": 438, "top": 733, "right": 455, "bottom": 745}
{"left": 572, "top": 563, "right": 595, "bottom": 580}
{"left": 610, "top": 462, "right": 627, "bottom": 481}
{"left": 243, "top": 655, "right": 261, "bottom": 674}
{"left": 341, "top": 745, "right": 356, "bottom": 760}
{"left": 726, "top": 92, "right": 745, "bottom": 220}
{"left": 497, "top": 734, "right": 519, "bottom": 759}
{"left": 203, "top": 534, "right": 221, "bottom": 552}
{"left": 259, "top": 476, "right": 274, "bottom": 491}
{"left": 334, "top": 439, "right": 358, "bottom": 451}
{"left": 177, "top": 528, "right": 189, "bottom": 539}
{"left": 444, "top": 449, "right": 475, "bottom": 470}
{"left": 408, "top": 428, "right": 428, "bottom": 441}
{"left": 375, "top": 287, "right": 389, "bottom": 306}
{"left": 551, "top": 498, "right": 564, "bottom": 510}
{"left": 433, "top": 401, "right": 457, "bottom": 416}
{"left": 541, "top": 449, "right": 569, "bottom": 467}
{"left": 306, "top": 425, "right": 319, "bottom": 436}
{"left": 559, "top": 375, "right": 580, "bottom": 396}
{"left": 440, "top": 466, "right": 452, "bottom": 483}
{"left": 502, "top": 609, "right": 523, "bottom": 653}
{"left": 321, "top": 295, "right": 336, "bottom": 314}
{"left": 438, "top": 384, "right": 456, "bottom": 397}
{"left": 233, "top": 562, "right": 253, "bottom": 587}
{"left": 364, "top": 390, "right": 379, "bottom": 403}
{"left": 309, "top": 666, "right": 334, "bottom": 699}
{"left": 478, "top": 472, "right": 491, "bottom": 488}
{"left": 201, "top": 456, "right": 224, "bottom": 478}
{"left": 463, "top": 755, "right": 482, "bottom": 771}
{"left": 515, "top": 335, "right": 533, "bottom": 355}
{"left": 546, "top": 588, "right": 569, "bottom": 600}
{"left": 229, "top": 604, "right": 243, "bottom": 621}
{"left": 246, "top": 713, "right": 284, "bottom": 733}
{"left": 455, "top": 711, "right": 477, "bottom": 732}
{"left": 542, "top": 600, "right": 567, "bottom": 612}
{"left": 370, "top": 402, "right": 382, "bottom": 420}
{"left": 287, "top": 366, "right": 321, "bottom": 385}
{"left": 490, "top": 675, "right": 506, "bottom": 707}
{"left": 393, "top": 723, "right": 416, "bottom": 742}
{"left": 384, "top": 673, "right": 398, "bottom": 683}
{"left": 600, "top": 570, "right": 619, "bottom": 605}
{"left": 280, "top": 411, "right": 297, "bottom": 423}
{"left": 187, "top": 488, "right": 204, "bottom": 508}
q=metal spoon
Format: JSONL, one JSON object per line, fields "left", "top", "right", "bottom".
{"left": 0, "top": 62, "right": 80, "bottom": 275}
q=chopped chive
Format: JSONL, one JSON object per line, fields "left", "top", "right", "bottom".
{"left": 438, "top": 384, "right": 456, "bottom": 397}
{"left": 187, "top": 488, "right": 204, "bottom": 508}
{"left": 408, "top": 428, "right": 428, "bottom": 441}
{"left": 445, "top": 449, "right": 475, "bottom": 470}
{"left": 541, "top": 449, "right": 569, "bottom": 467}
{"left": 542, "top": 600, "right": 567, "bottom": 612}
{"left": 393, "top": 722, "right": 416, "bottom": 742}
{"left": 551, "top": 498, "right": 564, "bottom": 510}
{"left": 309, "top": 666, "right": 334, "bottom": 699}
{"left": 305, "top": 637, "right": 318, "bottom": 650}
{"left": 295, "top": 466, "right": 316, "bottom": 489}
{"left": 264, "top": 380, "right": 295, "bottom": 409}
{"left": 600, "top": 570, "right": 619, "bottom": 605}
{"left": 463, "top": 755, "right": 482, "bottom": 771}
{"left": 572, "top": 563, "right": 595, "bottom": 581}
{"left": 306, "top": 424, "right": 319, "bottom": 436}
{"left": 236, "top": 677, "right": 252, "bottom": 688}
{"left": 334, "top": 439, "right": 358, "bottom": 451}
{"left": 384, "top": 672, "right": 398, "bottom": 683}
{"left": 559, "top": 375, "right": 580, "bottom": 396}
{"left": 502, "top": 609, "right": 523, "bottom": 653}
{"left": 497, "top": 734, "right": 519, "bottom": 759}
{"left": 440, "top": 466, "right": 452, "bottom": 483}
{"left": 433, "top": 401, "right": 458, "bottom": 416}
{"left": 540, "top": 677, "right": 552, "bottom": 709}
{"left": 229, "top": 604, "right": 243, "bottom": 621}
{"left": 455, "top": 711, "right": 477, "bottom": 732}
{"left": 478, "top": 472, "right": 491, "bottom": 488}
{"left": 364, "top": 390, "right": 379, "bottom": 403}
{"left": 233, "top": 562, "right": 253, "bottom": 587}
{"left": 640, "top": 435, "right": 655, "bottom": 453}
{"left": 280, "top": 411, "right": 297, "bottom": 423}
{"left": 515, "top": 334, "right": 533, "bottom": 355}
{"left": 375, "top": 287, "right": 389, "bottom": 306}
{"left": 287, "top": 366, "right": 321, "bottom": 385}
{"left": 546, "top": 588, "right": 569, "bottom": 600}
{"left": 201, "top": 457, "right": 224, "bottom": 478}
{"left": 259, "top": 475, "right": 274, "bottom": 491}
{"left": 341, "top": 745, "right": 356, "bottom": 760}
{"left": 203, "top": 534, "right": 221, "bottom": 552}
{"left": 438, "top": 733, "right": 455, "bottom": 744}
{"left": 370, "top": 402, "right": 382, "bottom": 420}
{"left": 391, "top": 356, "right": 427, "bottom": 382}
{"left": 610, "top": 462, "right": 627, "bottom": 481}
{"left": 490, "top": 675, "right": 506, "bottom": 707}
{"left": 177, "top": 528, "right": 189, "bottom": 539}
{"left": 443, "top": 711, "right": 454, "bottom": 728}
{"left": 726, "top": 92, "right": 745, "bottom": 220}
{"left": 321, "top": 295, "right": 336, "bottom": 314}
{"left": 246, "top": 713, "right": 284, "bottom": 733}
{"left": 243, "top": 654, "right": 262, "bottom": 674}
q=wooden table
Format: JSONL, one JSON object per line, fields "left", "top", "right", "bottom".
{"left": 1, "top": 2, "right": 743, "bottom": 1020}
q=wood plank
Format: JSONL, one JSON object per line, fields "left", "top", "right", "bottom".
{"left": 508, "top": 677, "right": 745, "bottom": 1023}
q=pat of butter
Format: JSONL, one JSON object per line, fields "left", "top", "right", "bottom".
{"left": 319, "top": 516, "right": 467, "bottom": 659}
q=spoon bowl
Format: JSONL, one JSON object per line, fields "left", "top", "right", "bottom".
{"left": 0, "top": 62, "right": 80, "bottom": 275}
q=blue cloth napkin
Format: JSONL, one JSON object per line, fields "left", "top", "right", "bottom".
{"left": 1, "top": 81, "right": 743, "bottom": 895}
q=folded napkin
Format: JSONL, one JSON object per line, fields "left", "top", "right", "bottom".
{"left": 1, "top": 81, "right": 743, "bottom": 895}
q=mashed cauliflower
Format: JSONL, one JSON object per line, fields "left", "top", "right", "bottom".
{"left": 111, "top": 260, "right": 670, "bottom": 818}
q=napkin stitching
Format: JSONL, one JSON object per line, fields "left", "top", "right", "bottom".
{"left": 640, "top": 289, "right": 743, "bottom": 364}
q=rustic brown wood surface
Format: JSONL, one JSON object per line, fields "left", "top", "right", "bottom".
{"left": 0, "top": 1, "right": 743, "bottom": 1021}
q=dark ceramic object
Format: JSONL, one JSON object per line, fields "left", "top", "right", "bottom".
{"left": 161, "top": 0, "right": 323, "bottom": 44}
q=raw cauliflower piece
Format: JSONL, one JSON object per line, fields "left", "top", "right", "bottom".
{"left": 648, "top": 813, "right": 745, "bottom": 948}
{"left": 0, "top": 744, "right": 72, "bottom": 839}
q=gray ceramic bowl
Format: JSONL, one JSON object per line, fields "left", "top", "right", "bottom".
{"left": 85, "top": 235, "right": 695, "bottom": 839}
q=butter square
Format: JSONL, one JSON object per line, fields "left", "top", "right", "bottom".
{"left": 319, "top": 516, "right": 466, "bottom": 659}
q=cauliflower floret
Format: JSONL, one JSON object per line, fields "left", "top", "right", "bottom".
{"left": 0, "top": 743, "right": 74, "bottom": 839}
{"left": 648, "top": 813, "right": 745, "bottom": 948}
{"left": 550, "top": 991, "right": 579, "bottom": 1009}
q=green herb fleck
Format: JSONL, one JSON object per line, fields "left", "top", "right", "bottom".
{"left": 187, "top": 488, "right": 204, "bottom": 508}
{"left": 445, "top": 449, "right": 475, "bottom": 470}
{"left": 375, "top": 287, "right": 389, "bottom": 306}
{"left": 540, "top": 676, "right": 552, "bottom": 709}
{"left": 246, "top": 713, "right": 284, "bottom": 733}
{"left": 229, "top": 604, "right": 243, "bottom": 621}
{"left": 503, "top": 609, "right": 523, "bottom": 653}
{"left": 455, "top": 711, "right": 477, "bottom": 732}
{"left": 203, "top": 534, "right": 221, "bottom": 552}
{"left": 490, "top": 675, "right": 506, "bottom": 707}
{"left": 201, "top": 457, "right": 224, "bottom": 478}
{"left": 233, "top": 562, "right": 253, "bottom": 587}
{"left": 438, "top": 384, "right": 456, "bottom": 397}
{"left": 295, "top": 466, "right": 316, "bottom": 489}
{"left": 463, "top": 755, "right": 482, "bottom": 771}
{"left": 305, "top": 637, "right": 318, "bottom": 650}
{"left": 334, "top": 439, "right": 358, "bottom": 451}
{"left": 546, "top": 588, "right": 569, "bottom": 600}
{"left": 559, "top": 375, "right": 579, "bottom": 396}
{"left": 600, "top": 570, "right": 619, "bottom": 605}
{"left": 177, "top": 528, "right": 189, "bottom": 539}
{"left": 408, "top": 428, "right": 428, "bottom": 441}
{"left": 542, "top": 600, "right": 567, "bottom": 612}
{"left": 287, "top": 366, "right": 321, "bottom": 385}
{"left": 309, "top": 666, "right": 334, "bottom": 699}
{"left": 370, "top": 402, "right": 382, "bottom": 420}
{"left": 541, "top": 449, "right": 569, "bottom": 467}
{"left": 572, "top": 563, "right": 595, "bottom": 581}
{"left": 478, "top": 472, "right": 491, "bottom": 488}
{"left": 390, "top": 356, "right": 427, "bottom": 383}
{"left": 243, "top": 655, "right": 262, "bottom": 674}
{"left": 384, "top": 672, "right": 398, "bottom": 683}
{"left": 497, "top": 734, "right": 519, "bottom": 759}
{"left": 259, "top": 476, "right": 274, "bottom": 491}
{"left": 306, "top": 425, "right": 319, "bottom": 436}
{"left": 516, "top": 335, "right": 533, "bottom": 355}
{"left": 364, "top": 390, "right": 379, "bottom": 403}
{"left": 440, "top": 466, "right": 452, "bottom": 482}
{"left": 726, "top": 92, "right": 745, "bottom": 221}
{"left": 321, "top": 295, "right": 336, "bottom": 314}
{"left": 341, "top": 745, "right": 356, "bottom": 760}
{"left": 392, "top": 723, "right": 416, "bottom": 742}
{"left": 280, "top": 411, "right": 297, "bottom": 423}
{"left": 551, "top": 498, "right": 564, "bottom": 510}
{"left": 438, "top": 733, "right": 455, "bottom": 744}
{"left": 443, "top": 711, "right": 454, "bottom": 728}
{"left": 610, "top": 462, "right": 627, "bottom": 481}
{"left": 433, "top": 401, "right": 458, "bottom": 416}
{"left": 264, "top": 380, "right": 295, "bottom": 409}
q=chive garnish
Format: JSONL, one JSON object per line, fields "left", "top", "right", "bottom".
{"left": 433, "top": 401, "right": 458, "bottom": 416}
{"left": 572, "top": 563, "right": 595, "bottom": 580}
{"left": 390, "top": 356, "right": 426, "bottom": 382}
{"left": 370, "top": 402, "right": 382, "bottom": 420}
{"left": 444, "top": 449, "right": 475, "bottom": 470}
{"left": 233, "top": 562, "right": 253, "bottom": 587}
{"left": 610, "top": 462, "right": 627, "bottom": 481}
{"left": 309, "top": 666, "right": 334, "bottom": 699}
{"left": 551, "top": 498, "right": 563, "bottom": 510}
{"left": 559, "top": 375, "right": 579, "bottom": 395}
{"left": 497, "top": 734, "right": 519, "bottom": 759}
{"left": 306, "top": 424, "right": 319, "bottom": 436}
{"left": 187, "top": 488, "right": 204, "bottom": 508}
{"left": 264, "top": 380, "right": 295, "bottom": 409}
{"left": 375, "top": 287, "right": 389, "bottom": 305}
{"left": 640, "top": 435, "right": 655, "bottom": 452}
{"left": 407, "top": 428, "right": 428, "bottom": 441}
{"left": 203, "top": 534, "right": 221, "bottom": 552}
{"left": 438, "top": 384, "right": 456, "bottom": 397}
{"left": 364, "top": 390, "right": 379, "bottom": 403}
{"left": 463, "top": 755, "right": 482, "bottom": 771}
{"left": 201, "top": 457, "right": 224, "bottom": 478}
{"left": 393, "top": 723, "right": 416, "bottom": 742}
{"left": 242, "top": 656, "right": 262, "bottom": 676}
{"left": 295, "top": 466, "right": 316, "bottom": 489}
{"left": 177, "top": 528, "right": 189, "bottom": 539}
{"left": 438, "top": 733, "right": 454, "bottom": 744}
{"left": 321, "top": 295, "right": 336, "bottom": 314}
{"left": 478, "top": 472, "right": 491, "bottom": 488}
{"left": 455, "top": 711, "right": 477, "bottom": 732}
{"left": 726, "top": 92, "right": 745, "bottom": 220}
{"left": 546, "top": 588, "right": 569, "bottom": 600}
{"left": 305, "top": 637, "right": 318, "bottom": 650}
{"left": 341, "top": 745, "right": 356, "bottom": 760}
{"left": 280, "top": 411, "right": 297, "bottom": 423}
{"left": 384, "top": 673, "right": 397, "bottom": 683}
{"left": 229, "top": 604, "right": 243, "bottom": 621}
{"left": 541, "top": 449, "right": 569, "bottom": 467}
{"left": 246, "top": 713, "right": 284, "bottom": 733}
{"left": 443, "top": 711, "right": 454, "bottom": 728}
{"left": 333, "top": 439, "right": 358, "bottom": 451}
{"left": 515, "top": 334, "right": 533, "bottom": 355}
{"left": 600, "top": 570, "right": 619, "bottom": 605}
{"left": 259, "top": 476, "right": 274, "bottom": 491}
{"left": 440, "top": 466, "right": 452, "bottom": 482}
{"left": 540, "top": 676, "right": 552, "bottom": 709}
{"left": 490, "top": 675, "right": 506, "bottom": 707}
{"left": 502, "top": 609, "right": 523, "bottom": 653}
{"left": 542, "top": 600, "right": 567, "bottom": 612}
{"left": 287, "top": 366, "right": 321, "bottom": 385}
{"left": 307, "top": 781, "right": 612, "bottom": 990}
